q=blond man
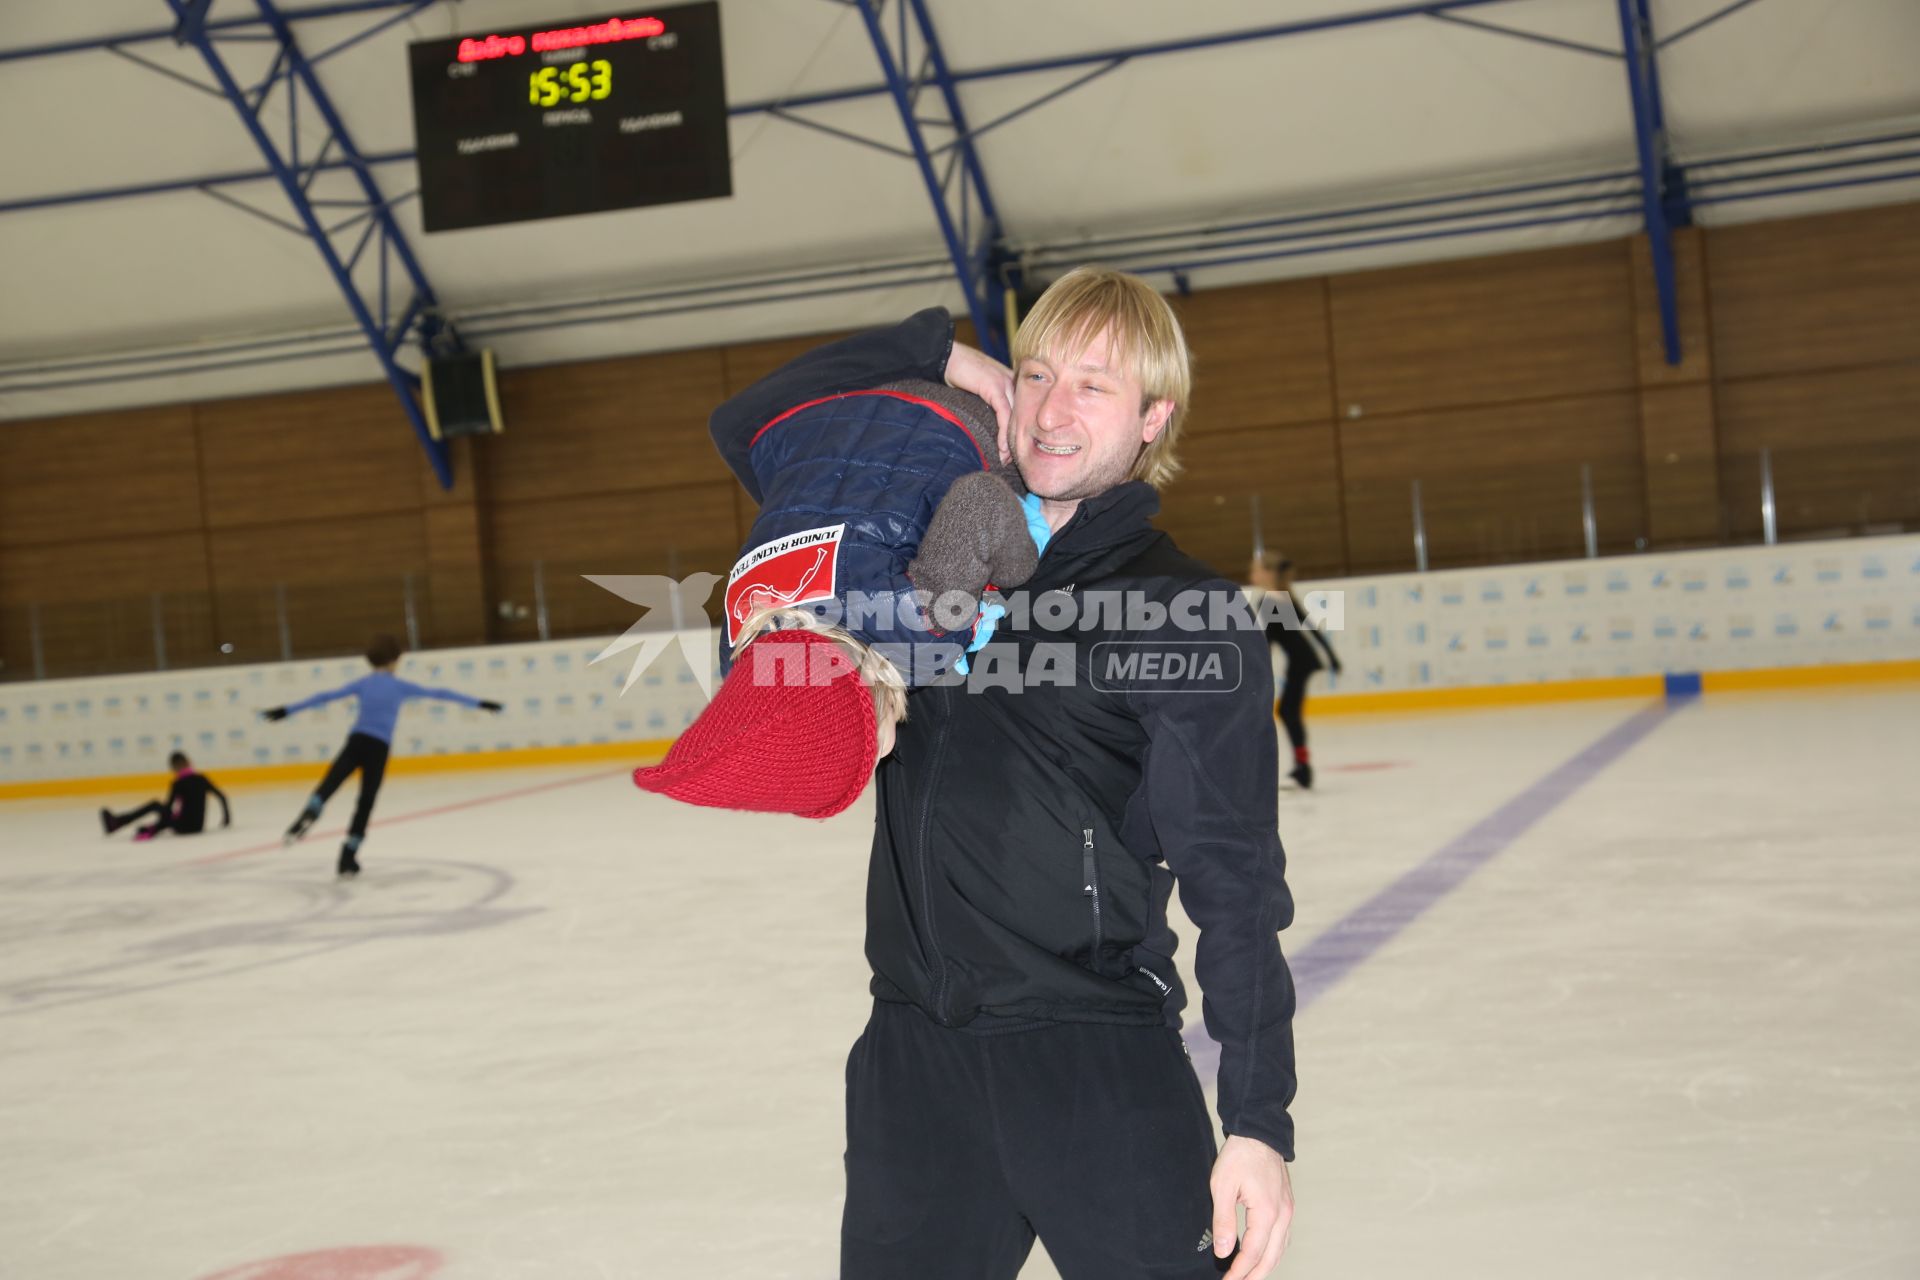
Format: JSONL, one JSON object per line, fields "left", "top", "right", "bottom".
{"left": 709, "top": 267, "right": 1298, "bottom": 1280}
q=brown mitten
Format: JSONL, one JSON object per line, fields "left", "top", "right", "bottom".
{"left": 910, "top": 471, "right": 1038, "bottom": 632}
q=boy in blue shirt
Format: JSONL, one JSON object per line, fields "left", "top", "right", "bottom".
{"left": 261, "top": 634, "right": 501, "bottom": 877}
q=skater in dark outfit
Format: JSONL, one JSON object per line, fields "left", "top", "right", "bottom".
{"left": 1251, "top": 551, "right": 1340, "bottom": 790}
{"left": 260, "top": 634, "right": 501, "bottom": 877}
{"left": 100, "top": 752, "right": 230, "bottom": 842}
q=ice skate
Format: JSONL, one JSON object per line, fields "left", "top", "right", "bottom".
{"left": 283, "top": 807, "right": 318, "bottom": 847}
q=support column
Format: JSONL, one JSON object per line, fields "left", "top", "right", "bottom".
{"left": 1629, "top": 226, "right": 1721, "bottom": 544}
{"left": 419, "top": 437, "right": 491, "bottom": 646}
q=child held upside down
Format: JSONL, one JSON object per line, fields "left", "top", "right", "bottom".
{"left": 633, "top": 307, "right": 1035, "bottom": 819}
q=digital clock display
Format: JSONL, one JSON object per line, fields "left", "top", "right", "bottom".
{"left": 528, "top": 61, "right": 613, "bottom": 107}
{"left": 407, "top": 3, "right": 730, "bottom": 233}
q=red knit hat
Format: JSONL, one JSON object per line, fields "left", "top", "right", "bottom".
{"left": 633, "top": 628, "right": 878, "bottom": 819}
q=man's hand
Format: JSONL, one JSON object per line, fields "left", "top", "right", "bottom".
{"left": 1212, "top": 1135, "right": 1293, "bottom": 1279}
{"left": 943, "top": 341, "right": 1015, "bottom": 463}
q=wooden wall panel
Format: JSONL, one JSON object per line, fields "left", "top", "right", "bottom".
{"left": 419, "top": 434, "right": 483, "bottom": 509}
{"left": 204, "top": 513, "right": 427, "bottom": 662}
{"left": 0, "top": 405, "right": 202, "bottom": 547}
{"left": 487, "top": 484, "right": 740, "bottom": 569}
{"left": 0, "top": 532, "right": 214, "bottom": 679}
{"left": 1159, "top": 423, "right": 1345, "bottom": 579}
{"left": 0, "top": 598, "right": 211, "bottom": 681}
{"left": 1631, "top": 226, "right": 1713, "bottom": 386}
{"left": 485, "top": 348, "right": 731, "bottom": 504}
{"left": 9, "top": 208, "right": 1920, "bottom": 682}
{"left": 1639, "top": 383, "right": 1723, "bottom": 545}
{"left": 486, "top": 483, "right": 740, "bottom": 640}
{"left": 417, "top": 437, "right": 489, "bottom": 647}
{"left": 1716, "top": 363, "right": 1920, "bottom": 538}
{"left": 1339, "top": 394, "right": 1646, "bottom": 573}
{"left": 205, "top": 511, "right": 427, "bottom": 588}
{"left": 196, "top": 384, "right": 424, "bottom": 528}
{"left": 0, "top": 530, "right": 210, "bottom": 605}
{"left": 1329, "top": 241, "right": 1638, "bottom": 417}
{"left": 721, "top": 329, "right": 855, "bottom": 398}
{"left": 1707, "top": 203, "right": 1920, "bottom": 381}
{"left": 1173, "top": 279, "right": 1332, "bottom": 433}
{"left": 423, "top": 505, "right": 490, "bottom": 647}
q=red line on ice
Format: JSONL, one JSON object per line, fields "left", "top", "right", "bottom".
{"left": 183, "top": 766, "right": 631, "bottom": 867}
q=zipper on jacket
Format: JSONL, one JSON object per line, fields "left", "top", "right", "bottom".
{"left": 1081, "top": 827, "right": 1104, "bottom": 957}
{"left": 917, "top": 710, "right": 956, "bottom": 1022}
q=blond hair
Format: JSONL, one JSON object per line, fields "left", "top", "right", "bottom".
{"left": 732, "top": 606, "right": 908, "bottom": 727}
{"left": 1012, "top": 265, "right": 1192, "bottom": 488}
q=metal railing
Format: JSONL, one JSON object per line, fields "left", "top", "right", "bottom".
{"left": 1274, "top": 444, "right": 1919, "bottom": 577}
{"left": 4, "top": 450, "right": 1915, "bottom": 683}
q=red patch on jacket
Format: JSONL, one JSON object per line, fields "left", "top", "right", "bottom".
{"left": 724, "top": 523, "right": 845, "bottom": 645}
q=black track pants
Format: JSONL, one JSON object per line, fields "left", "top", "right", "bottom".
{"left": 841, "top": 1000, "right": 1230, "bottom": 1280}
{"left": 113, "top": 800, "right": 200, "bottom": 837}
{"left": 313, "top": 732, "right": 390, "bottom": 841}
{"left": 1277, "top": 666, "right": 1312, "bottom": 753}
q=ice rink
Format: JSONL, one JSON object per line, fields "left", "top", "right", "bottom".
{"left": 3, "top": 686, "right": 1917, "bottom": 1280}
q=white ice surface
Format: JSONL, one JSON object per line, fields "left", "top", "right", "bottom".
{"left": 2, "top": 688, "right": 1917, "bottom": 1279}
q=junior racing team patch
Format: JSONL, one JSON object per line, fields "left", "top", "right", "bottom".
{"left": 724, "top": 523, "right": 845, "bottom": 645}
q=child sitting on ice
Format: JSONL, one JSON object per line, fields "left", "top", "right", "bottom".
{"left": 101, "top": 751, "right": 231, "bottom": 841}
{"left": 633, "top": 308, "right": 1034, "bottom": 819}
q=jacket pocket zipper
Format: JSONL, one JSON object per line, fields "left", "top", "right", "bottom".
{"left": 919, "top": 714, "right": 955, "bottom": 1021}
{"left": 1081, "top": 827, "right": 1103, "bottom": 956}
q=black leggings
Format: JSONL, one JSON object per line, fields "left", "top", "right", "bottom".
{"left": 1277, "top": 664, "right": 1312, "bottom": 753}
{"left": 313, "top": 732, "right": 390, "bottom": 841}
{"left": 113, "top": 801, "right": 202, "bottom": 838}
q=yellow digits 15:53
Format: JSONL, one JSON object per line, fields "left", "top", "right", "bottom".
{"left": 528, "top": 61, "right": 609, "bottom": 107}
{"left": 527, "top": 67, "right": 561, "bottom": 107}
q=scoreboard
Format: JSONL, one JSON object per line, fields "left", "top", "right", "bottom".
{"left": 407, "top": 4, "right": 730, "bottom": 233}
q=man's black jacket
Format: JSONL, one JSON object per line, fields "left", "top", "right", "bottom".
{"left": 713, "top": 311, "right": 1299, "bottom": 1159}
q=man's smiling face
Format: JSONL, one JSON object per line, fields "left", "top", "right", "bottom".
{"left": 1012, "top": 325, "right": 1173, "bottom": 508}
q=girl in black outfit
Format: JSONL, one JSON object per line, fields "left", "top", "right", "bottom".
{"left": 1251, "top": 552, "right": 1339, "bottom": 790}
{"left": 101, "top": 751, "right": 231, "bottom": 841}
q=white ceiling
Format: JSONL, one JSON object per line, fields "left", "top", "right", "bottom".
{"left": 1, "top": 0, "right": 1916, "bottom": 422}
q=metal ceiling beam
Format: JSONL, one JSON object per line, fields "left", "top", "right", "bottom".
{"left": 1658, "top": 0, "right": 1768, "bottom": 48}
{"left": 3, "top": 0, "right": 1571, "bottom": 219}
{"left": 3, "top": 0, "right": 1528, "bottom": 75}
{"left": 170, "top": 0, "right": 217, "bottom": 45}
{"left": 164, "top": 0, "right": 453, "bottom": 487}
{"left": 1617, "top": 0, "right": 1688, "bottom": 366}
{"left": 724, "top": 0, "right": 1533, "bottom": 117}
{"left": 0, "top": 151, "right": 415, "bottom": 216}
{"left": 0, "top": 0, "right": 428, "bottom": 64}
{"left": 854, "top": 0, "right": 1006, "bottom": 359}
